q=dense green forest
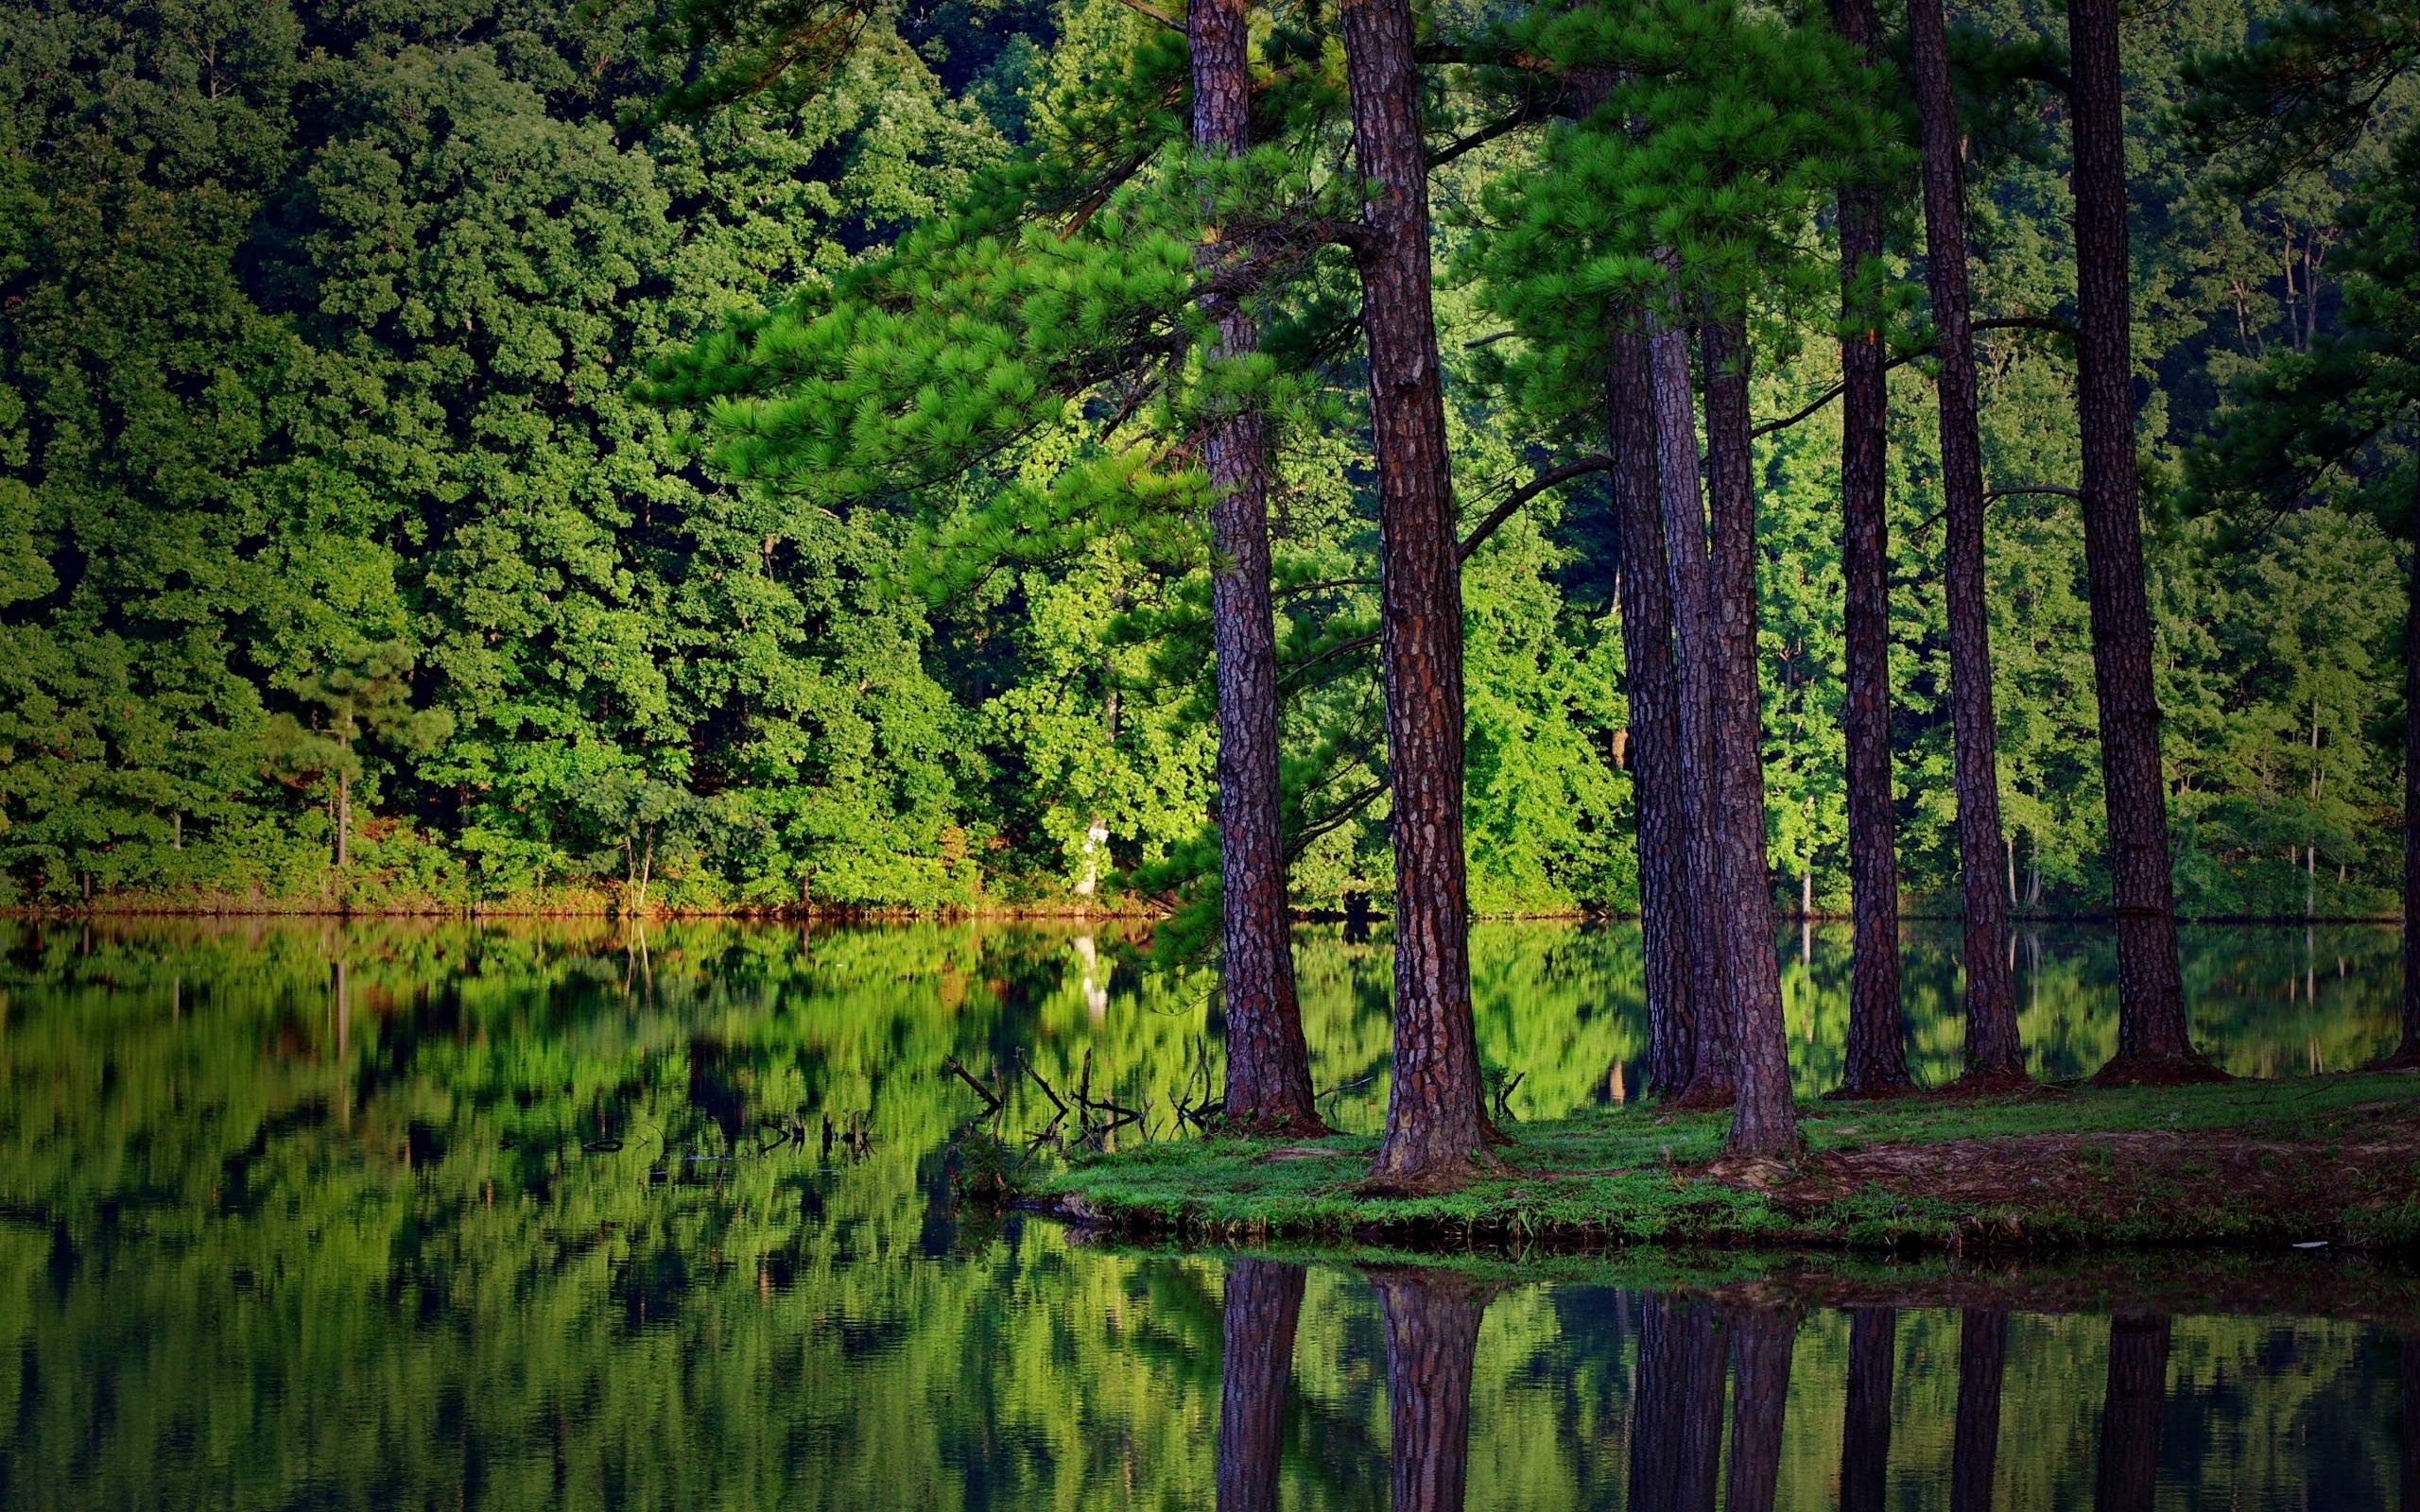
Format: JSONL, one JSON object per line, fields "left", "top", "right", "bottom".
{"left": 0, "top": 0, "right": 2409, "bottom": 919}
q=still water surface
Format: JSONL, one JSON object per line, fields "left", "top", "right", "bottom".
{"left": 0, "top": 917, "right": 2409, "bottom": 1508}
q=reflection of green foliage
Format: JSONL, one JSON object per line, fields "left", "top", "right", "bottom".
{"left": 0, "top": 919, "right": 2404, "bottom": 1508}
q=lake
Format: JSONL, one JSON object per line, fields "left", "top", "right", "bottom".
{"left": 0, "top": 916, "right": 2410, "bottom": 1508}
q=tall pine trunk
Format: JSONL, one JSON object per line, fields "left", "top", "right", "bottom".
{"left": 1340, "top": 0, "right": 1490, "bottom": 1185}
{"left": 1216, "top": 1260, "right": 1305, "bottom": 1512}
{"left": 1722, "top": 1306, "right": 1798, "bottom": 1512}
{"left": 1840, "top": 1308, "right": 1897, "bottom": 1512}
{"left": 1702, "top": 318, "right": 1797, "bottom": 1158}
{"left": 2093, "top": 1315, "right": 2170, "bottom": 1512}
{"left": 2396, "top": 498, "right": 2419, "bottom": 1065}
{"left": 1832, "top": 0, "right": 1912, "bottom": 1099}
{"left": 1910, "top": 0, "right": 2026, "bottom": 1084}
{"left": 1609, "top": 311, "right": 1698, "bottom": 1097}
{"left": 1952, "top": 1309, "right": 2009, "bottom": 1512}
{"left": 1194, "top": 0, "right": 1325, "bottom": 1134}
{"left": 2069, "top": 0, "right": 2209, "bottom": 1083}
{"left": 1373, "top": 1269, "right": 1488, "bottom": 1512}
{"left": 1651, "top": 307, "right": 1736, "bottom": 1104}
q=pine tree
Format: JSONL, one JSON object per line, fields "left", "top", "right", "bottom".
{"left": 1908, "top": 0, "right": 2027, "bottom": 1086}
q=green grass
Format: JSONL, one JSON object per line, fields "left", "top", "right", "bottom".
{"left": 1025, "top": 1073, "right": 2420, "bottom": 1256}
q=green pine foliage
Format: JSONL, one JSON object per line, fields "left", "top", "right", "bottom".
{"left": 0, "top": 0, "right": 2407, "bottom": 919}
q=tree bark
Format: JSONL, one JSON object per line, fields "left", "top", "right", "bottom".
{"left": 1651, "top": 305, "right": 1735, "bottom": 1104}
{"left": 1217, "top": 1260, "right": 1305, "bottom": 1512}
{"left": 1701, "top": 318, "right": 1797, "bottom": 1158}
{"left": 2398, "top": 504, "right": 2419, "bottom": 1063}
{"left": 1340, "top": 0, "right": 1492, "bottom": 1186}
{"left": 1909, "top": 0, "right": 2026, "bottom": 1086}
{"left": 335, "top": 765, "right": 351, "bottom": 871}
{"left": 1951, "top": 1309, "right": 2009, "bottom": 1512}
{"left": 1840, "top": 1307, "right": 1897, "bottom": 1512}
{"left": 1194, "top": 0, "right": 1325, "bottom": 1135}
{"left": 2068, "top": 0, "right": 2208, "bottom": 1084}
{"left": 1721, "top": 1306, "right": 1798, "bottom": 1512}
{"left": 2092, "top": 1314, "right": 2169, "bottom": 1512}
{"left": 1373, "top": 1268, "right": 1488, "bottom": 1512}
{"left": 1609, "top": 311, "right": 1698, "bottom": 1097}
{"left": 1832, "top": 0, "right": 1912, "bottom": 1099}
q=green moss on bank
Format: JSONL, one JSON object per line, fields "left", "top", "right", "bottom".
{"left": 1028, "top": 1073, "right": 2420, "bottom": 1255}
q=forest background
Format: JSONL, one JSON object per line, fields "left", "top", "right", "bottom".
{"left": 0, "top": 0, "right": 2408, "bottom": 919}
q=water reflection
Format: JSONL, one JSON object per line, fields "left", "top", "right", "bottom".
{"left": 1, "top": 917, "right": 2411, "bottom": 1510}
{"left": 1206, "top": 1269, "right": 2411, "bottom": 1512}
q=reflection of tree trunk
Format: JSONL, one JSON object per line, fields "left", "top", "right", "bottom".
{"left": 1340, "top": 0, "right": 1489, "bottom": 1185}
{"left": 1952, "top": 1310, "right": 2008, "bottom": 1512}
{"left": 2070, "top": 0, "right": 2196, "bottom": 1081}
{"left": 1701, "top": 317, "right": 1795, "bottom": 1157}
{"left": 2093, "top": 1315, "right": 2169, "bottom": 1512}
{"left": 1192, "top": 0, "right": 1323, "bottom": 1134}
{"left": 1373, "top": 1269, "right": 1489, "bottom": 1512}
{"left": 1217, "top": 1260, "right": 1306, "bottom": 1512}
{"left": 1722, "top": 1306, "right": 1798, "bottom": 1512}
{"left": 1629, "top": 1296, "right": 1728, "bottom": 1512}
{"left": 2400, "top": 1335, "right": 2418, "bottom": 1512}
{"left": 1841, "top": 1307, "right": 1896, "bottom": 1512}
{"left": 1605, "top": 308, "right": 1697, "bottom": 1099}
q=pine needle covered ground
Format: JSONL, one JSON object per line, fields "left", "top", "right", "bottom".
{"left": 1026, "top": 1073, "right": 2420, "bottom": 1254}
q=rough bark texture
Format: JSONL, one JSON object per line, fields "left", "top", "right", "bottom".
{"left": 2092, "top": 1314, "right": 2169, "bottom": 1512}
{"left": 1609, "top": 313, "right": 1698, "bottom": 1097}
{"left": 1340, "top": 0, "right": 1491, "bottom": 1186}
{"left": 1840, "top": 1307, "right": 1897, "bottom": 1512}
{"left": 1194, "top": 0, "right": 1325, "bottom": 1136}
{"left": 1651, "top": 309, "right": 1735, "bottom": 1104}
{"left": 1832, "top": 0, "right": 1912, "bottom": 1099}
{"left": 1216, "top": 1259, "right": 1305, "bottom": 1512}
{"left": 1373, "top": 1269, "right": 1487, "bottom": 1512}
{"left": 1951, "top": 1309, "right": 2009, "bottom": 1512}
{"left": 1721, "top": 1307, "right": 1798, "bottom": 1512}
{"left": 1701, "top": 319, "right": 1796, "bottom": 1158}
{"left": 1910, "top": 0, "right": 2026, "bottom": 1084}
{"left": 2069, "top": 0, "right": 2205, "bottom": 1084}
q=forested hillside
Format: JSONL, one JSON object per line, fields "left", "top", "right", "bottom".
{"left": 0, "top": 0, "right": 2408, "bottom": 918}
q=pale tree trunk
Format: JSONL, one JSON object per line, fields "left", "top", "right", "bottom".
{"left": 1651, "top": 304, "right": 1735, "bottom": 1104}
{"left": 1608, "top": 309, "right": 1698, "bottom": 1097}
{"left": 1910, "top": 0, "right": 2025, "bottom": 1084}
{"left": 1831, "top": 0, "right": 1913, "bottom": 1100}
{"left": 1193, "top": 0, "right": 1324, "bottom": 1133}
{"left": 1340, "top": 0, "right": 1491, "bottom": 1185}
{"left": 335, "top": 765, "right": 351, "bottom": 871}
{"left": 1701, "top": 318, "right": 1796, "bottom": 1158}
{"left": 2070, "top": 0, "right": 2208, "bottom": 1083}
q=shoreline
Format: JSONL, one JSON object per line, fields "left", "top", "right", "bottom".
{"left": 3, "top": 902, "right": 2402, "bottom": 926}
{"left": 1021, "top": 1073, "right": 2420, "bottom": 1261}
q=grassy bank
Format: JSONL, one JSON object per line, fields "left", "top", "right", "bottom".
{"left": 1028, "top": 1073, "right": 2420, "bottom": 1256}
